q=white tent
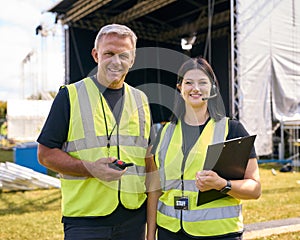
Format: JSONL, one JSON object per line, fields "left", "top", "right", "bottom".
{"left": 6, "top": 99, "right": 52, "bottom": 141}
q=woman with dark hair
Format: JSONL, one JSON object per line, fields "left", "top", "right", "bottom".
{"left": 170, "top": 57, "right": 226, "bottom": 123}
{"left": 147, "top": 57, "right": 261, "bottom": 240}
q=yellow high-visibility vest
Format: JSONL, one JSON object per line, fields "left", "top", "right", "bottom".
{"left": 60, "top": 77, "right": 151, "bottom": 217}
{"left": 155, "top": 118, "right": 244, "bottom": 237}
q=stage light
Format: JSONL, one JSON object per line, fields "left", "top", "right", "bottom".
{"left": 181, "top": 35, "right": 196, "bottom": 50}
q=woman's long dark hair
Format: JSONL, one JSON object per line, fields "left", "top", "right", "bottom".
{"left": 170, "top": 57, "right": 226, "bottom": 123}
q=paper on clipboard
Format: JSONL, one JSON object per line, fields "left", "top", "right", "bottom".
{"left": 197, "top": 135, "right": 256, "bottom": 206}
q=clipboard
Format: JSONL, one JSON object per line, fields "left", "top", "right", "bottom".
{"left": 197, "top": 135, "right": 256, "bottom": 206}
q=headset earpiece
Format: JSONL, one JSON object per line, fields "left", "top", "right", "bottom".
{"left": 212, "top": 84, "right": 217, "bottom": 94}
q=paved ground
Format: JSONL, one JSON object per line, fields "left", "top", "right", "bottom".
{"left": 244, "top": 217, "right": 300, "bottom": 239}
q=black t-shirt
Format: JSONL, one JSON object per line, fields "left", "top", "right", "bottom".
{"left": 37, "top": 77, "right": 151, "bottom": 225}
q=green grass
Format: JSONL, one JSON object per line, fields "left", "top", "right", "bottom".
{"left": 243, "top": 163, "right": 300, "bottom": 224}
{"left": 0, "top": 189, "right": 62, "bottom": 240}
{"left": 0, "top": 162, "right": 299, "bottom": 239}
{"left": 0, "top": 149, "right": 13, "bottom": 162}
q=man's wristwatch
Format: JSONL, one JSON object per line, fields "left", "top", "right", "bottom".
{"left": 220, "top": 180, "right": 231, "bottom": 194}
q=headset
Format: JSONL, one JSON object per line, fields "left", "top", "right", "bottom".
{"left": 202, "top": 84, "right": 217, "bottom": 101}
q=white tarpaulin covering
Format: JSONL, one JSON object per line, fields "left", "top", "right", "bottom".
{"left": 6, "top": 100, "right": 52, "bottom": 141}
{"left": 0, "top": 162, "right": 60, "bottom": 191}
{"left": 236, "top": 0, "right": 300, "bottom": 156}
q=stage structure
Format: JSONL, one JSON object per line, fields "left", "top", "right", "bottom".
{"left": 46, "top": 0, "right": 300, "bottom": 161}
{"left": 233, "top": 0, "right": 300, "bottom": 163}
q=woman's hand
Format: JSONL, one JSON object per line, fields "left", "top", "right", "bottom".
{"left": 195, "top": 158, "right": 261, "bottom": 200}
{"left": 195, "top": 170, "right": 226, "bottom": 191}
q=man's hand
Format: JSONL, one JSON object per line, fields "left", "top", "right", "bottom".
{"left": 82, "top": 157, "right": 126, "bottom": 182}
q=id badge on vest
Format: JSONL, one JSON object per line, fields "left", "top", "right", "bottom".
{"left": 174, "top": 196, "right": 189, "bottom": 210}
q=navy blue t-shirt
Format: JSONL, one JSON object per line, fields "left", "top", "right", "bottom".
{"left": 37, "top": 77, "right": 126, "bottom": 149}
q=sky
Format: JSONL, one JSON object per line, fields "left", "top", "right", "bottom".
{"left": 0, "top": 0, "right": 64, "bottom": 101}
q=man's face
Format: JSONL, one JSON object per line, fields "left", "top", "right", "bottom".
{"left": 92, "top": 33, "right": 135, "bottom": 89}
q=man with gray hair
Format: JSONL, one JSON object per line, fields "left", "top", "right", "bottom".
{"left": 37, "top": 24, "right": 157, "bottom": 240}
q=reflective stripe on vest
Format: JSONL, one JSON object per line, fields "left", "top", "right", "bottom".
{"left": 158, "top": 201, "right": 241, "bottom": 222}
{"left": 158, "top": 117, "right": 226, "bottom": 191}
{"left": 60, "top": 78, "right": 150, "bottom": 217}
{"left": 63, "top": 80, "right": 148, "bottom": 152}
{"left": 156, "top": 118, "right": 244, "bottom": 236}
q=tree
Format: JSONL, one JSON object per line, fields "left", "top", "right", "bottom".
{"left": 0, "top": 101, "right": 7, "bottom": 119}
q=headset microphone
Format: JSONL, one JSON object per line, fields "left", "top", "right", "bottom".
{"left": 202, "top": 84, "right": 217, "bottom": 101}
{"left": 202, "top": 93, "right": 217, "bottom": 101}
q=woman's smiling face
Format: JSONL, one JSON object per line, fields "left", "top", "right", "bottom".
{"left": 178, "top": 69, "right": 212, "bottom": 108}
